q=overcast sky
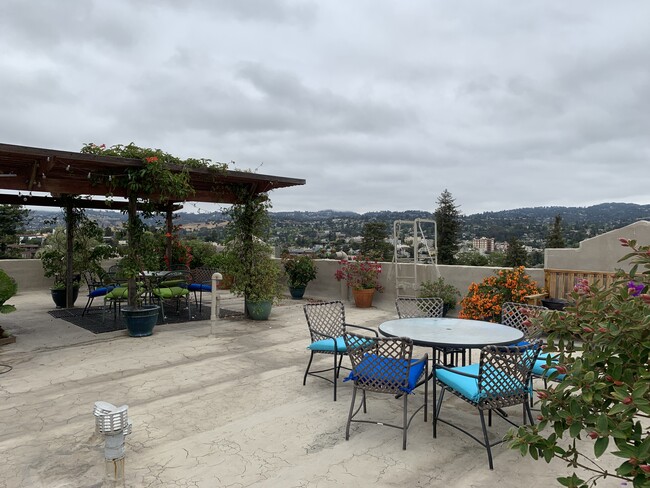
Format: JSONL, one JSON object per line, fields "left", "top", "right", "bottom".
{"left": 1, "top": 1, "right": 649, "bottom": 216}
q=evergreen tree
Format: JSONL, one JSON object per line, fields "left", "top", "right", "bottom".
{"left": 360, "top": 221, "right": 392, "bottom": 261}
{"left": 546, "top": 214, "right": 566, "bottom": 248}
{"left": 0, "top": 205, "right": 29, "bottom": 258}
{"left": 504, "top": 237, "right": 528, "bottom": 267}
{"left": 434, "top": 189, "right": 461, "bottom": 264}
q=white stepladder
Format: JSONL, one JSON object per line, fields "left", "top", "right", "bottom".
{"left": 93, "top": 401, "right": 132, "bottom": 483}
{"left": 392, "top": 218, "right": 438, "bottom": 297}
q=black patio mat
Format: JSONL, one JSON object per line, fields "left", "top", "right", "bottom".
{"left": 48, "top": 304, "right": 245, "bottom": 334}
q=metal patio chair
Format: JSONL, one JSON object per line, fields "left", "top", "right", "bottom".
{"left": 433, "top": 340, "right": 541, "bottom": 469}
{"left": 188, "top": 267, "right": 218, "bottom": 312}
{"left": 81, "top": 270, "right": 114, "bottom": 316}
{"left": 343, "top": 332, "right": 428, "bottom": 450}
{"left": 151, "top": 270, "right": 192, "bottom": 322}
{"left": 303, "top": 300, "right": 378, "bottom": 401}
{"left": 395, "top": 296, "right": 466, "bottom": 366}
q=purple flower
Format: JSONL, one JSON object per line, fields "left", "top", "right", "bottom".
{"left": 628, "top": 281, "right": 645, "bottom": 297}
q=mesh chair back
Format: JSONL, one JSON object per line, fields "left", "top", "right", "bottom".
{"left": 395, "top": 297, "right": 444, "bottom": 318}
{"left": 501, "top": 302, "right": 547, "bottom": 340}
{"left": 477, "top": 340, "right": 541, "bottom": 409}
{"left": 303, "top": 301, "right": 346, "bottom": 344}
{"left": 192, "top": 267, "right": 217, "bottom": 284}
{"left": 344, "top": 332, "right": 415, "bottom": 394}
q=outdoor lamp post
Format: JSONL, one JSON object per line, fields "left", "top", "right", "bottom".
{"left": 93, "top": 401, "right": 131, "bottom": 482}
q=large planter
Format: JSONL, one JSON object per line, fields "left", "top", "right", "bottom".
{"left": 245, "top": 299, "right": 273, "bottom": 320}
{"left": 122, "top": 305, "right": 160, "bottom": 337}
{"left": 352, "top": 288, "right": 375, "bottom": 308}
{"left": 51, "top": 287, "right": 80, "bottom": 308}
{"left": 289, "top": 286, "right": 306, "bottom": 299}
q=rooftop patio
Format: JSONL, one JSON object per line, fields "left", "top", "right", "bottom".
{"left": 0, "top": 288, "right": 613, "bottom": 488}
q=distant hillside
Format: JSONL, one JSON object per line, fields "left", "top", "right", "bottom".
{"left": 26, "top": 202, "right": 649, "bottom": 248}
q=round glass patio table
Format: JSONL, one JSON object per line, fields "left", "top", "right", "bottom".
{"left": 378, "top": 317, "right": 524, "bottom": 349}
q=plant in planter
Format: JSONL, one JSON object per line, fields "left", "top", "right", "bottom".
{"left": 281, "top": 253, "right": 317, "bottom": 299}
{"left": 458, "top": 266, "right": 540, "bottom": 322}
{"left": 335, "top": 256, "right": 384, "bottom": 308}
{"left": 418, "top": 277, "right": 461, "bottom": 316}
{"left": 0, "top": 268, "right": 17, "bottom": 345}
{"left": 81, "top": 143, "right": 226, "bottom": 334}
{"left": 222, "top": 193, "right": 282, "bottom": 320}
{"left": 38, "top": 216, "right": 115, "bottom": 307}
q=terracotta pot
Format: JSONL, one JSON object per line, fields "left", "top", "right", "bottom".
{"left": 352, "top": 288, "right": 375, "bottom": 308}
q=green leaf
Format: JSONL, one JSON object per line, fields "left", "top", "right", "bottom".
{"left": 596, "top": 414, "right": 609, "bottom": 433}
{"left": 569, "top": 422, "right": 582, "bottom": 438}
{"left": 594, "top": 436, "right": 609, "bottom": 458}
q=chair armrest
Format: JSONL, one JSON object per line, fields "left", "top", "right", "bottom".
{"left": 344, "top": 323, "right": 379, "bottom": 337}
{"left": 433, "top": 363, "right": 479, "bottom": 379}
{"left": 412, "top": 353, "right": 429, "bottom": 366}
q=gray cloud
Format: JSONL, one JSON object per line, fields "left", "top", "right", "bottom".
{"left": 1, "top": 1, "right": 649, "bottom": 215}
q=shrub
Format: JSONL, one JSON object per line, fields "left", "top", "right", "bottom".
{"left": 418, "top": 277, "right": 461, "bottom": 311}
{"left": 507, "top": 239, "right": 650, "bottom": 488}
{"left": 458, "top": 266, "right": 540, "bottom": 322}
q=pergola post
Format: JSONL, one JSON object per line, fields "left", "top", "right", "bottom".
{"left": 165, "top": 204, "right": 173, "bottom": 269}
{"left": 65, "top": 198, "right": 75, "bottom": 308}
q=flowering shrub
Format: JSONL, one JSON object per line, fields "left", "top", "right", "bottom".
{"left": 458, "top": 266, "right": 541, "bottom": 322}
{"left": 334, "top": 256, "right": 384, "bottom": 292}
{"left": 508, "top": 239, "right": 650, "bottom": 488}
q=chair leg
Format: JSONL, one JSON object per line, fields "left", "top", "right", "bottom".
{"left": 303, "top": 352, "right": 315, "bottom": 385}
{"left": 525, "top": 402, "right": 535, "bottom": 426}
{"left": 362, "top": 390, "right": 367, "bottom": 413}
{"left": 336, "top": 353, "right": 344, "bottom": 379}
{"left": 82, "top": 296, "right": 94, "bottom": 316}
{"left": 488, "top": 409, "right": 492, "bottom": 427}
{"left": 479, "top": 410, "right": 494, "bottom": 470}
{"left": 423, "top": 362, "right": 428, "bottom": 422}
{"left": 346, "top": 386, "right": 358, "bottom": 441}
{"left": 333, "top": 353, "right": 338, "bottom": 401}
{"left": 402, "top": 392, "right": 408, "bottom": 450}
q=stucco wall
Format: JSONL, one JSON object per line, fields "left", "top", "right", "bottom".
{"left": 301, "top": 260, "right": 544, "bottom": 314}
{"left": 545, "top": 220, "right": 650, "bottom": 272}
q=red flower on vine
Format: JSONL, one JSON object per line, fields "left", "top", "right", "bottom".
{"left": 145, "top": 156, "right": 158, "bottom": 163}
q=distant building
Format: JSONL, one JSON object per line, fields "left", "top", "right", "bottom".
{"left": 472, "top": 237, "right": 495, "bottom": 253}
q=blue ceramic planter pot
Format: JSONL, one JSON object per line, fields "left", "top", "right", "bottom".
{"left": 289, "top": 286, "right": 306, "bottom": 299}
{"left": 245, "top": 300, "right": 273, "bottom": 320}
{"left": 122, "top": 305, "right": 160, "bottom": 337}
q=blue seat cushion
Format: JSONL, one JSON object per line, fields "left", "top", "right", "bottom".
{"left": 532, "top": 357, "right": 565, "bottom": 380}
{"left": 88, "top": 286, "right": 114, "bottom": 298}
{"left": 345, "top": 354, "right": 426, "bottom": 394}
{"left": 437, "top": 363, "right": 530, "bottom": 402}
{"left": 308, "top": 336, "right": 346, "bottom": 353}
{"left": 188, "top": 283, "right": 211, "bottom": 292}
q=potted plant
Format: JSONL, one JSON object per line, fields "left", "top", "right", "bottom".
{"left": 282, "top": 253, "right": 317, "bottom": 299}
{"left": 0, "top": 268, "right": 17, "bottom": 345}
{"left": 335, "top": 256, "right": 384, "bottom": 308}
{"left": 458, "top": 266, "right": 541, "bottom": 322}
{"left": 222, "top": 193, "right": 282, "bottom": 320}
{"left": 418, "top": 277, "right": 461, "bottom": 317}
{"left": 38, "top": 217, "right": 114, "bottom": 307}
{"left": 80, "top": 143, "right": 209, "bottom": 335}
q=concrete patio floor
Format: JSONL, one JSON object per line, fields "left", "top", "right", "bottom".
{"left": 0, "top": 291, "right": 609, "bottom": 487}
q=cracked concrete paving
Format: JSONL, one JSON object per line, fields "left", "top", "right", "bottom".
{"left": 0, "top": 291, "right": 617, "bottom": 487}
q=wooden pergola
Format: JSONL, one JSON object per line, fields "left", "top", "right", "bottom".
{"left": 0, "top": 143, "right": 306, "bottom": 306}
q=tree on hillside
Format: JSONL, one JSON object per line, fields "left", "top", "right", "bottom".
{"left": 504, "top": 237, "right": 528, "bottom": 267}
{"left": 434, "top": 190, "right": 461, "bottom": 264}
{"left": 0, "top": 205, "right": 29, "bottom": 258}
{"left": 546, "top": 214, "right": 566, "bottom": 248}
{"left": 360, "top": 221, "right": 393, "bottom": 261}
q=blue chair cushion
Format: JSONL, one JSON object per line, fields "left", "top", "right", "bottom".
{"left": 88, "top": 286, "right": 114, "bottom": 298}
{"left": 437, "top": 363, "right": 530, "bottom": 402}
{"left": 344, "top": 354, "right": 426, "bottom": 394}
{"left": 308, "top": 336, "right": 346, "bottom": 353}
{"left": 188, "top": 283, "right": 211, "bottom": 292}
{"left": 532, "top": 357, "right": 565, "bottom": 380}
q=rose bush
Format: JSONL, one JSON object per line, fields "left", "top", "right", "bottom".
{"left": 335, "top": 256, "right": 384, "bottom": 292}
